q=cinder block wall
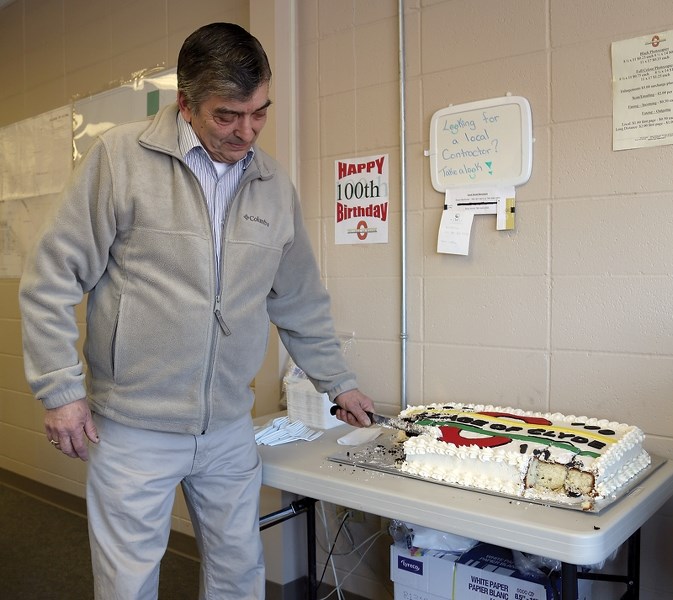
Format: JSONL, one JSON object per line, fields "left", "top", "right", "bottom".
{"left": 297, "top": 1, "right": 673, "bottom": 598}
{"left": 2, "top": 1, "right": 673, "bottom": 598}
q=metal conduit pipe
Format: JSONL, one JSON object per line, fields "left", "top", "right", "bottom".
{"left": 398, "top": 0, "right": 409, "bottom": 409}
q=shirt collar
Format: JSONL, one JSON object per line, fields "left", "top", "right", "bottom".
{"left": 177, "top": 113, "right": 255, "bottom": 169}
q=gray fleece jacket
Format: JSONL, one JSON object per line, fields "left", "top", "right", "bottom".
{"left": 19, "top": 103, "right": 357, "bottom": 434}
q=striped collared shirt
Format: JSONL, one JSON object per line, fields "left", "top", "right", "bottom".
{"left": 177, "top": 113, "right": 254, "bottom": 287}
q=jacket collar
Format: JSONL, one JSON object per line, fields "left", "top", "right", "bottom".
{"left": 139, "top": 103, "right": 275, "bottom": 181}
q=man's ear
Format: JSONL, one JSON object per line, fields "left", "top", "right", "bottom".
{"left": 177, "top": 91, "right": 192, "bottom": 122}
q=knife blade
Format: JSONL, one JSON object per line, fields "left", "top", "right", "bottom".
{"left": 330, "top": 405, "right": 425, "bottom": 437}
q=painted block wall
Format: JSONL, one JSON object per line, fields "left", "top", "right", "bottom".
{"left": 2, "top": 1, "right": 673, "bottom": 598}
{"left": 297, "top": 1, "right": 673, "bottom": 598}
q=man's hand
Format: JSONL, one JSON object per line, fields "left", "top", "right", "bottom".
{"left": 45, "top": 398, "right": 99, "bottom": 461}
{"left": 332, "top": 389, "right": 375, "bottom": 427}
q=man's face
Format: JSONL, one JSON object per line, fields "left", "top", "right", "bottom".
{"left": 178, "top": 83, "right": 271, "bottom": 164}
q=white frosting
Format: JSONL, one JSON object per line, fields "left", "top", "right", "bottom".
{"left": 398, "top": 403, "right": 650, "bottom": 506}
{"left": 400, "top": 435, "right": 527, "bottom": 496}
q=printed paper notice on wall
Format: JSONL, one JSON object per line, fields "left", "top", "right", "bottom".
{"left": 334, "top": 154, "right": 389, "bottom": 245}
{"left": 612, "top": 31, "right": 673, "bottom": 151}
{"left": 428, "top": 96, "right": 533, "bottom": 191}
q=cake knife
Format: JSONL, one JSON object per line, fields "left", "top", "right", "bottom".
{"left": 330, "top": 405, "right": 424, "bottom": 437}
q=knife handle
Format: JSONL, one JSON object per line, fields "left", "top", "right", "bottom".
{"left": 330, "top": 404, "right": 374, "bottom": 421}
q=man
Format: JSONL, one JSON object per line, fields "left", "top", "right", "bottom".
{"left": 20, "top": 22, "right": 374, "bottom": 600}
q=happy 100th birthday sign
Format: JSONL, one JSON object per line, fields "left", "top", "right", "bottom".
{"left": 428, "top": 96, "right": 533, "bottom": 191}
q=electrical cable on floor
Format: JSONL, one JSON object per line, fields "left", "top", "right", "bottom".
{"left": 341, "top": 520, "right": 357, "bottom": 554}
{"left": 333, "top": 530, "right": 388, "bottom": 594}
{"left": 316, "top": 501, "right": 355, "bottom": 557}
{"left": 318, "top": 508, "right": 349, "bottom": 596}
{"left": 318, "top": 501, "right": 347, "bottom": 600}
{"left": 319, "top": 502, "right": 345, "bottom": 599}
{"left": 318, "top": 529, "right": 391, "bottom": 600}
{"left": 316, "top": 501, "right": 394, "bottom": 600}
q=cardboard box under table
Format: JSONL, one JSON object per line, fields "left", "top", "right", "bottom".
{"left": 390, "top": 544, "right": 458, "bottom": 600}
{"left": 391, "top": 543, "right": 591, "bottom": 600}
{"left": 453, "top": 543, "right": 591, "bottom": 600}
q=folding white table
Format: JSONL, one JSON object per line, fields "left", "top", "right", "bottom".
{"left": 257, "top": 420, "right": 673, "bottom": 600}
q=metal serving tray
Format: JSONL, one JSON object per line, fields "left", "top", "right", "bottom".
{"left": 327, "top": 431, "right": 666, "bottom": 513}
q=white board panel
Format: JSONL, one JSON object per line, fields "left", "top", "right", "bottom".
{"left": 429, "top": 96, "right": 533, "bottom": 190}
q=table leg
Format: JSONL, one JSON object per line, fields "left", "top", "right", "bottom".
{"left": 559, "top": 528, "right": 641, "bottom": 600}
{"left": 624, "top": 528, "right": 640, "bottom": 600}
{"left": 561, "top": 563, "right": 578, "bottom": 600}
{"left": 258, "top": 496, "right": 318, "bottom": 600}
{"left": 306, "top": 499, "right": 317, "bottom": 600}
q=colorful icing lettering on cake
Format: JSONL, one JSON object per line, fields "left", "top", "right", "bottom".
{"left": 415, "top": 410, "right": 617, "bottom": 456}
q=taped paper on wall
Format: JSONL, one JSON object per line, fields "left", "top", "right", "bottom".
{"left": 437, "top": 201, "right": 474, "bottom": 255}
{"left": 496, "top": 195, "right": 516, "bottom": 230}
{"left": 437, "top": 186, "right": 515, "bottom": 255}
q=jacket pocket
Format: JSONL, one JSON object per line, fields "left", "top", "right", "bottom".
{"left": 110, "top": 307, "right": 120, "bottom": 378}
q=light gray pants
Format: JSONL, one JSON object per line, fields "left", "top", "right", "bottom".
{"left": 87, "top": 412, "right": 264, "bottom": 600}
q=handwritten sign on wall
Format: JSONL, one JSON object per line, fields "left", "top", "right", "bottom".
{"left": 428, "top": 96, "right": 533, "bottom": 190}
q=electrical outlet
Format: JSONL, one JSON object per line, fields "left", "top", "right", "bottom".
{"left": 349, "top": 509, "right": 365, "bottom": 523}
{"left": 335, "top": 504, "right": 349, "bottom": 520}
{"left": 334, "top": 504, "right": 365, "bottom": 523}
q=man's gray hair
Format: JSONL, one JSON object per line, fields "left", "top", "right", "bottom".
{"left": 177, "top": 22, "right": 272, "bottom": 112}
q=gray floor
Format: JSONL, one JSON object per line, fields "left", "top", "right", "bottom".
{"left": 0, "top": 480, "right": 201, "bottom": 600}
{"left": 0, "top": 470, "right": 368, "bottom": 599}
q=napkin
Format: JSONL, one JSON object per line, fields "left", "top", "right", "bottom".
{"left": 337, "top": 426, "right": 383, "bottom": 446}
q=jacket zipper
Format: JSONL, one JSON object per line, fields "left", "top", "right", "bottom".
{"left": 214, "top": 294, "right": 231, "bottom": 335}
{"left": 202, "top": 198, "right": 235, "bottom": 432}
{"left": 201, "top": 162, "right": 256, "bottom": 432}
